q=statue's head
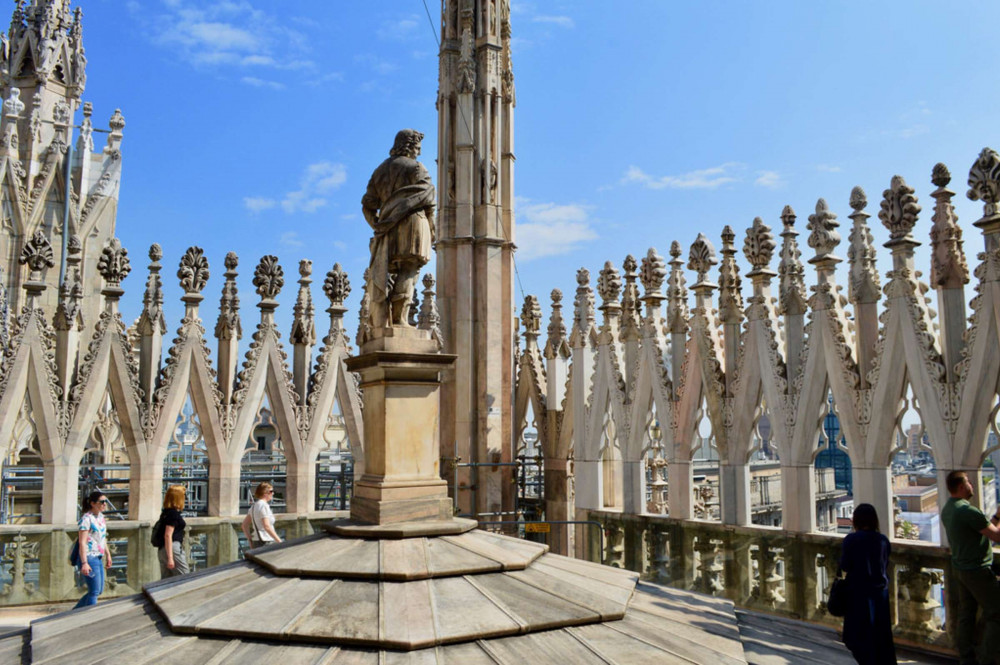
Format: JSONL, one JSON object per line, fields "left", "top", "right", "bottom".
{"left": 390, "top": 129, "right": 424, "bottom": 158}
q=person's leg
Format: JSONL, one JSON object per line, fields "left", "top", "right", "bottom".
{"left": 157, "top": 546, "right": 169, "bottom": 579}
{"left": 955, "top": 569, "right": 980, "bottom": 665}
{"left": 73, "top": 555, "right": 103, "bottom": 608}
{"left": 171, "top": 542, "right": 189, "bottom": 576}
{"left": 962, "top": 567, "right": 1000, "bottom": 664}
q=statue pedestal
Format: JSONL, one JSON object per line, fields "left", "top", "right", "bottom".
{"left": 346, "top": 330, "right": 456, "bottom": 525}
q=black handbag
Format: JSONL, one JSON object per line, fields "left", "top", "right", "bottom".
{"left": 827, "top": 573, "right": 849, "bottom": 617}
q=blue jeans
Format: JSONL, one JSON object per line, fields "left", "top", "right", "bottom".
{"left": 73, "top": 555, "right": 104, "bottom": 608}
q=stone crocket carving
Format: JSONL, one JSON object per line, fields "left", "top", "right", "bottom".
{"left": 360, "top": 129, "right": 436, "bottom": 331}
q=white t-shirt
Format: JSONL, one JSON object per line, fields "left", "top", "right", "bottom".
{"left": 249, "top": 499, "right": 275, "bottom": 542}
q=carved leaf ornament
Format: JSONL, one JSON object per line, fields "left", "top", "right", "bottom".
{"left": 253, "top": 255, "right": 284, "bottom": 300}
{"left": 323, "top": 263, "right": 351, "bottom": 306}
{"left": 178, "top": 246, "right": 210, "bottom": 294}
{"left": 744, "top": 217, "right": 776, "bottom": 272}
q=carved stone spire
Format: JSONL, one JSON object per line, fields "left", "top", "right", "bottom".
{"left": 596, "top": 261, "right": 622, "bottom": 343}
{"left": 744, "top": 217, "right": 776, "bottom": 277}
{"left": 321, "top": 262, "right": 351, "bottom": 346}
{"left": 879, "top": 175, "right": 921, "bottom": 248}
{"left": 544, "top": 288, "right": 569, "bottom": 359}
{"left": 968, "top": 147, "right": 1000, "bottom": 227}
{"left": 97, "top": 237, "right": 130, "bottom": 292}
{"left": 807, "top": 198, "right": 841, "bottom": 263}
{"left": 19, "top": 229, "right": 54, "bottom": 283}
{"left": 417, "top": 272, "right": 443, "bottom": 350}
{"left": 137, "top": 243, "right": 166, "bottom": 335}
{"left": 777, "top": 206, "right": 807, "bottom": 315}
{"left": 620, "top": 254, "right": 641, "bottom": 341}
{"left": 215, "top": 252, "right": 242, "bottom": 341}
{"left": 53, "top": 233, "right": 82, "bottom": 330}
{"left": 929, "top": 163, "right": 969, "bottom": 288}
{"left": 718, "top": 225, "right": 743, "bottom": 323}
{"left": 177, "top": 246, "right": 209, "bottom": 302}
{"left": 639, "top": 247, "right": 667, "bottom": 322}
{"left": 253, "top": 255, "right": 284, "bottom": 311}
{"left": 569, "top": 267, "right": 596, "bottom": 347}
{"left": 846, "top": 186, "right": 880, "bottom": 303}
{"left": 666, "top": 241, "right": 689, "bottom": 334}
{"left": 290, "top": 259, "right": 316, "bottom": 346}
{"left": 105, "top": 108, "right": 125, "bottom": 157}
{"left": 520, "top": 294, "right": 542, "bottom": 345}
{"left": 688, "top": 233, "right": 718, "bottom": 287}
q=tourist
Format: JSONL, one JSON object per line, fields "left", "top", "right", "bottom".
{"left": 241, "top": 482, "right": 282, "bottom": 548}
{"left": 839, "top": 503, "right": 896, "bottom": 665}
{"left": 156, "top": 484, "right": 189, "bottom": 578}
{"left": 941, "top": 470, "right": 1000, "bottom": 665}
{"left": 74, "top": 490, "right": 111, "bottom": 609}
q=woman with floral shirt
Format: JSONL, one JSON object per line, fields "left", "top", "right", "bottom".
{"left": 74, "top": 490, "right": 112, "bottom": 608}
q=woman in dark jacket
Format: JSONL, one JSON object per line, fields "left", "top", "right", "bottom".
{"left": 840, "top": 503, "right": 896, "bottom": 665}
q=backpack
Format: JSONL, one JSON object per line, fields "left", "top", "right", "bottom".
{"left": 69, "top": 541, "right": 81, "bottom": 567}
{"left": 150, "top": 517, "right": 166, "bottom": 548}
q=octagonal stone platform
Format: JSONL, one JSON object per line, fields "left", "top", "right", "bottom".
{"left": 3, "top": 519, "right": 758, "bottom": 664}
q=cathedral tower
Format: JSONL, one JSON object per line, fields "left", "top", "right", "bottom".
{"left": 436, "top": 0, "right": 516, "bottom": 516}
{"left": 0, "top": 0, "right": 125, "bottom": 334}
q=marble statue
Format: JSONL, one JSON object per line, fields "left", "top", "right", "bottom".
{"left": 361, "top": 129, "right": 436, "bottom": 330}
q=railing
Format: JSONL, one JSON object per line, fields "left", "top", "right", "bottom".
{"left": 584, "top": 510, "right": 956, "bottom": 658}
{"left": 0, "top": 511, "right": 346, "bottom": 607}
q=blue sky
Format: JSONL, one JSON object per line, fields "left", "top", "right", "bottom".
{"left": 72, "top": 0, "right": 1000, "bottom": 338}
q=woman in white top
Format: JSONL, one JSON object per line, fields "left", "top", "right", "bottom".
{"left": 74, "top": 490, "right": 112, "bottom": 608}
{"left": 241, "top": 482, "right": 282, "bottom": 548}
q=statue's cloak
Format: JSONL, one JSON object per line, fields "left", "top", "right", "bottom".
{"left": 361, "top": 155, "right": 436, "bottom": 318}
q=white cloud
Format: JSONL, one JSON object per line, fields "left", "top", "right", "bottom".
{"left": 281, "top": 162, "right": 347, "bottom": 213}
{"left": 280, "top": 231, "right": 304, "bottom": 248}
{"left": 241, "top": 76, "right": 284, "bottom": 90}
{"left": 355, "top": 54, "right": 398, "bottom": 75}
{"left": 516, "top": 200, "right": 597, "bottom": 260}
{"left": 244, "top": 197, "right": 276, "bottom": 213}
{"left": 377, "top": 16, "right": 421, "bottom": 40}
{"left": 623, "top": 163, "right": 742, "bottom": 190}
{"left": 532, "top": 15, "right": 574, "bottom": 28}
{"left": 245, "top": 161, "right": 347, "bottom": 215}
{"left": 754, "top": 170, "right": 784, "bottom": 189}
{"left": 145, "top": 1, "right": 313, "bottom": 77}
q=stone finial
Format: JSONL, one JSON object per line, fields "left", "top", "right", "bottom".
{"left": 108, "top": 108, "right": 125, "bottom": 134}
{"left": 253, "top": 255, "right": 284, "bottom": 302}
{"left": 932, "top": 162, "right": 951, "bottom": 188}
{"left": 777, "top": 206, "right": 807, "bottom": 315}
{"left": 597, "top": 261, "right": 622, "bottom": 306}
{"left": 138, "top": 242, "right": 165, "bottom": 334}
{"left": 878, "top": 175, "right": 921, "bottom": 246}
{"left": 216, "top": 252, "right": 242, "bottom": 340}
{"left": 105, "top": 108, "right": 125, "bottom": 155}
{"left": 847, "top": 186, "right": 880, "bottom": 303}
{"left": 3, "top": 88, "right": 24, "bottom": 118}
{"left": 929, "top": 162, "right": 969, "bottom": 288}
{"left": 97, "top": 237, "right": 131, "bottom": 288}
{"left": 520, "top": 294, "right": 542, "bottom": 340}
{"left": 666, "top": 241, "right": 689, "bottom": 333}
{"left": 620, "top": 254, "right": 641, "bottom": 339}
{"left": 417, "top": 273, "right": 443, "bottom": 349}
{"left": 323, "top": 263, "right": 351, "bottom": 307}
{"left": 570, "top": 267, "right": 596, "bottom": 346}
{"left": 688, "top": 233, "right": 718, "bottom": 286}
{"left": 177, "top": 246, "right": 210, "bottom": 295}
{"left": 639, "top": 247, "right": 667, "bottom": 296}
{"left": 55, "top": 235, "right": 83, "bottom": 330}
{"left": 807, "top": 198, "right": 841, "bottom": 263}
{"left": 18, "top": 230, "right": 54, "bottom": 278}
{"left": 290, "top": 259, "right": 315, "bottom": 346}
{"left": 718, "top": 225, "right": 743, "bottom": 322}
{"left": 968, "top": 147, "right": 1000, "bottom": 222}
{"left": 744, "top": 217, "right": 776, "bottom": 275}
{"left": 545, "top": 288, "right": 568, "bottom": 358}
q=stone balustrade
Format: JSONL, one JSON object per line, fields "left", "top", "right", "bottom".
{"left": 0, "top": 511, "right": 345, "bottom": 607}
{"left": 585, "top": 510, "right": 957, "bottom": 655}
